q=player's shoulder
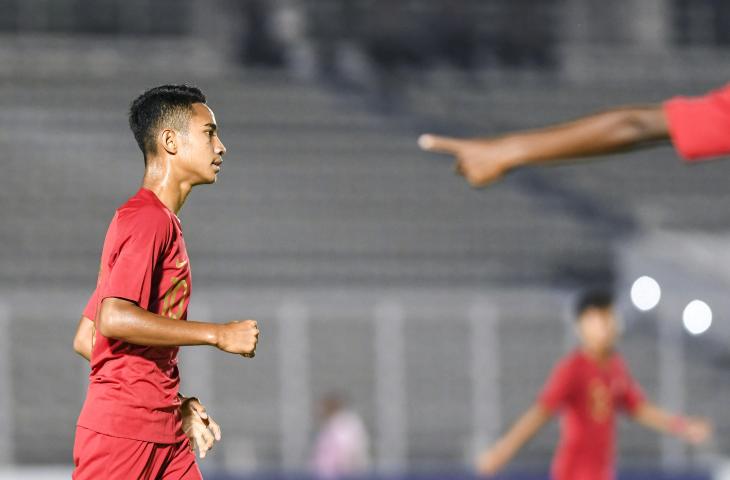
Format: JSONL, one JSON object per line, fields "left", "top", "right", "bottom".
{"left": 564, "top": 350, "right": 584, "bottom": 365}
{"left": 712, "top": 82, "right": 730, "bottom": 97}
{"left": 553, "top": 350, "right": 583, "bottom": 373}
{"left": 672, "top": 82, "right": 730, "bottom": 109}
{"left": 700, "top": 83, "right": 730, "bottom": 106}
{"left": 115, "top": 190, "right": 174, "bottom": 233}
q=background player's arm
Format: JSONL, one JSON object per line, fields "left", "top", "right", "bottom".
{"left": 476, "top": 403, "right": 552, "bottom": 476}
{"left": 72, "top": 315, "right": 94, "bottom": 361}
{"left": 631, "top": 401, "right": 712, "bottom": 445}
{"left": 98, "top": 297, "right": 259, "bottom": 356}
{"left": 419, "top": 105, "right": 668, "bottom": 187}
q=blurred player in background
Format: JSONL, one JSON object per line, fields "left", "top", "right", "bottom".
{"left": 71, "top": 85, "right": 260, "bottom": 479}
{"left": 311, "top": 393, "right": 371, "bottom": 479}
{"left": 419, "top": 84, "right": 730, "bottom": 186}
{"left": 477, "top": 290, "right": 711, "bottom": 480}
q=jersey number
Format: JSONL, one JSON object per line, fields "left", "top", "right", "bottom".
{"left": 161, "top": 276, "right": 188, "bottom": 319}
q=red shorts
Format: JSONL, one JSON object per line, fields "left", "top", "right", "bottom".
{"left": 73, "top": 426, "right": 202, "bottom": 480}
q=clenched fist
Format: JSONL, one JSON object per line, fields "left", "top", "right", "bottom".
{"left": 215, "top": 320, "right": 259, "bottom": 357}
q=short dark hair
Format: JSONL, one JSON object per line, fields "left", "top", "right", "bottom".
{"left": 575, "top": 289, "right": 614, "bottom": 319}
{"left": 128, "top": 84, "right": 206, "bottom": 162}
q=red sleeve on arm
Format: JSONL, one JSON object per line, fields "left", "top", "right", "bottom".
{"left": 538, "top": 357, "right": 575, "bottom": 412}
{"left": 663, "top": 84, "right": 730, "bottom": 161}
{"left": 82, "top": 289, "right": 98, "bottom": 321}
{"left": 618, "top": 365, "right": 646, "bottom": 414}
{"left": 100, "top": 208, "right": 171, "bottom": 311}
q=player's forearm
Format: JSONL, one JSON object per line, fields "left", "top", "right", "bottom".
{"left": 492, "top": 404, "right": 551, "bottom": 462}
{"left": 634, "top": 402, "right": 712, "bottom": 445}
{"left": 98, "top": 298, "right": 219, "bottom": 347}
{"left": 633, "top": 403, "right": 671, "bottom": 433}
{"left": 634, "top": 402, "right": 690, "bottom": 437}
{"left": 496, "top": 105, "right": 669, "bottom": 168}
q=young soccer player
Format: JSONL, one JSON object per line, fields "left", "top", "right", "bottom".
{"left": 476, "top": 291, "right": 711, "bottom": 480}
{"left": 71, "top": 85, "right": 260, "bottom": 480}
{"left": 419, "top": 84, "right": 730, "bottom": 185}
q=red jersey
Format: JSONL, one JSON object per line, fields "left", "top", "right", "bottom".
{"left": 538, "top": 351, "right": 645, "bottom": 480}
{"left": 78, "top": 188, "right": 192, "bottom": 444}
{"left": 664, "top": 83, "right": 730, "bottom": 161}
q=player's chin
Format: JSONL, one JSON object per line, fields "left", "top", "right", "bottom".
{"left": 199, "top": 167, "right": 220, "bottom": 185}
{"left": 192, "top": 175, "right": 217, "bottom": 187}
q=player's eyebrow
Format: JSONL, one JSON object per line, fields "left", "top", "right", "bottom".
{"left": 203, "top": 123, "right": 217, "bottom": 131}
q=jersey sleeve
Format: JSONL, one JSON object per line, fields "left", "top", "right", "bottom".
{"left": 99, "top": 208, "right": 171, "bottom": 311}
{"left": 82, "top": 289, "right": 98, "bottom": 321}
{"left": 617, "top": 363, "right": 646, "bottom": 414}
{"left": 538, "top": 357, "right": 575, "bottom": 412}
{"left": 663, "top": 84, "right": 730, "bottom": 161}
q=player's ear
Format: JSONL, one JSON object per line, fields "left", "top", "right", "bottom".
{"left": 160, "top": 129, "right": 178, "bottom": 155}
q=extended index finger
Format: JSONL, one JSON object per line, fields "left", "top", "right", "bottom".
{"left": 418, "top": 134, "right": 464, "bottom": 155}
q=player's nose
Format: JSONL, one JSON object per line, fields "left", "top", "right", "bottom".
{"left": 216, "top": 138, "right": 227, "bottom": 156}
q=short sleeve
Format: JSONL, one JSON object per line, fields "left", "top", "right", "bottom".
{"left": 100, "top": 208, "right": 170, "bottom": 311}
{"left": 538, "top": 358, "right": 575, "bottom": 412}
{"left": 617, "top": 365, "right": 646, "bottom": 414}
{"left": 82, "top": 289, "right": 98, "bottom": 321}
{"left": 663, "top": 84, "right": 730, "bottom": 161}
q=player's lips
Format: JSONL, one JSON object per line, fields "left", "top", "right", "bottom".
{"left": 212, "top": 159, "right": 222, "bottom": 172}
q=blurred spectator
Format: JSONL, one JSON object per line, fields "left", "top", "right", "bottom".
{"left": 493, "top": 0, "right": 559, "bottom": 68}
{"left": 432, "top": 0, "right": 479, "bottom": 71}
{"left": 236, "top": 0, "right": 285, "bottom": 67}
{"left": 361, "top": 0, "right": 431, "bottom": 73}
{"left": 673, "top": 0, "right": 730, "bottom": 46}
{"left": 311, "top": 393, "right": 370, "bottom": 479}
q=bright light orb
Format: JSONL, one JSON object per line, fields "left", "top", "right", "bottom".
{"left": 630, "top": 276, "right": 661, "bottom": 311}
{"left": 682, "top": 300, "right": 712, "bottom": 335}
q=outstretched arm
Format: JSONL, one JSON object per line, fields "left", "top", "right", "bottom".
{"left": 632, "top": 401, "right": 712, "bottom": 445}
{"left": 419, "top": 105, "right": 668, "bottom": 187}
{"left": 98, "top": 297, "right": 259, "bottom": 356}
{"left": 476, "top": 403, "right": 552, "bottom": 476}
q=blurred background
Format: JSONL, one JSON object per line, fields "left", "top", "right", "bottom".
{"left": 1, "top": 0, "right": 730, "bottom": 479}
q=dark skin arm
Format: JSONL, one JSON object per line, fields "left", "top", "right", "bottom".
{"left": 419, "top": 105, "right": 669, "bottom": 187}
{"left": 97, "top": 297, "right": 258, "bottom": 355}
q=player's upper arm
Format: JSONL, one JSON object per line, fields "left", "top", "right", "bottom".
{"left": 97, "top": 297, "right": 138, "bottom": 337}
{"left": 74, "top": 289, "right": 98, "bottom": 360}
{"left": 99, "top": 207, "right": 171, "bottom": 311}
{"left": 664, "top": 84, "right": 730, "bottom": 160}
{"left": 73, "top": 315, "right": 95, "bottom": 360}
{"left": 617, "top": 363, "right": 646, "bottom": 415}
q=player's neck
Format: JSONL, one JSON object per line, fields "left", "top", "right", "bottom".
{"left": 581, "top": 345, "right": 612, "bottom": 363}
{"left": 142, "top": 163, "right": 192, "bottom": 215}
